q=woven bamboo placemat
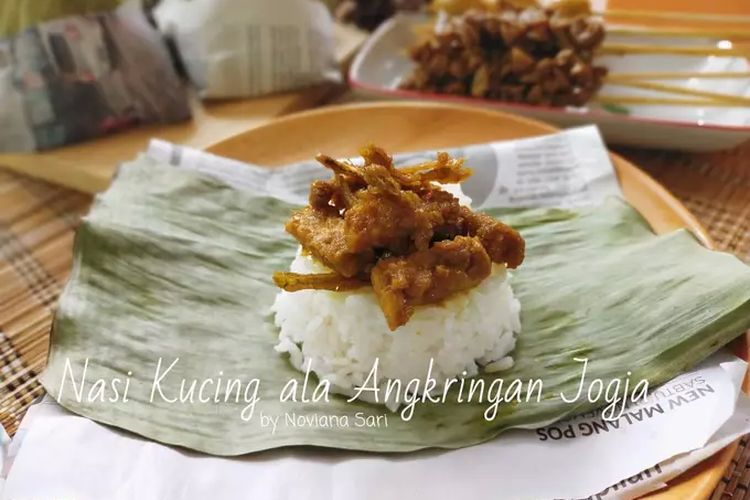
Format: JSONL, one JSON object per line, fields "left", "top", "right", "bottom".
{"left": 0, "top": 140, "right": 748, "bottom": 496}
{"left": 0, "top": 170, "right": 90, "bottom": 433}
{"left": 614, "top": 143, "right": 750, "bottom": 263}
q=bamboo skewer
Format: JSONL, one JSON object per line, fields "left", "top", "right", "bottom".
{"left": 598, "top": 43, "right": 745, "bottom": 57}
{"left": 607, "top": 71, "right": 750, "bottom": 80}
{"left": 603, "top": 77, "right": 750, "bottom": 106}
{"left": 593, "top": 8, "right": 750, "bottom": 25}
{"left": 600, "top": 72, "right": 750, "bottom": 105}
{"left": 594, "top": 95, "right": 741, "bottom": 107}
{"left": 607, "top": 26, "right": 750, "bottom": 41}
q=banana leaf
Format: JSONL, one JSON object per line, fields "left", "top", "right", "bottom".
{"left": 0, "top": 0, "right": 123, "bottom": 39}
{"left": 41, "top": 156, "right": 750, "bottom": 455}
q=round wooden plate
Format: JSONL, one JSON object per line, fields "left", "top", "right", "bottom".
{"left": 207, "top": 101, "right": 738, "bottom": 499}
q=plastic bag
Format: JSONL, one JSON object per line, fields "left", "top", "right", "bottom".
{"left": 153, "top": 0, "right": 340, "bottom": 99}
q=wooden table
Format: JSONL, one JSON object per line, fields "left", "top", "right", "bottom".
{"left": 0, "top": 87, "right": 343, "bottom": 193}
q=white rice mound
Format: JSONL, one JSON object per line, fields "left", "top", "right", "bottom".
{"left": 271, "top": 184, "right": 521, "bottom": 407}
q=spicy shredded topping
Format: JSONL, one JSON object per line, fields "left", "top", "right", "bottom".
{"left": 273, "top": 145, "right": 525, "bottom": 330}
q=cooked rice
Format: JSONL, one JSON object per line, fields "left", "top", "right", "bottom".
{"left": 271, "top": 184, "right": 521, "bottom": 408}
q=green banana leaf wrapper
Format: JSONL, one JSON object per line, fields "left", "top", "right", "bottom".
{"left": 41, "top": 156, "right": 750, "bottom": 455}
{"left": 0, "top": 0, "right": 123, "bottom": 39}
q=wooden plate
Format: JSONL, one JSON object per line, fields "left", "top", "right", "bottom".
{"left": 206, "top": 101, "right": 738, "bottom": 499}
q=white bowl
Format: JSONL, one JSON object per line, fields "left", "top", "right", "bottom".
{"left": 349, "top": 13, "right": 750, "bottom": 152}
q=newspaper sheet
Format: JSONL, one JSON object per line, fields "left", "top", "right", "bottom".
{"left": 153, "top": 0, "right": 340, "bottom": 99}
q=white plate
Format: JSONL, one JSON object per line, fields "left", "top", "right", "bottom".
{"left": 349, "top": 13, "right": 750, "bottom": 152}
